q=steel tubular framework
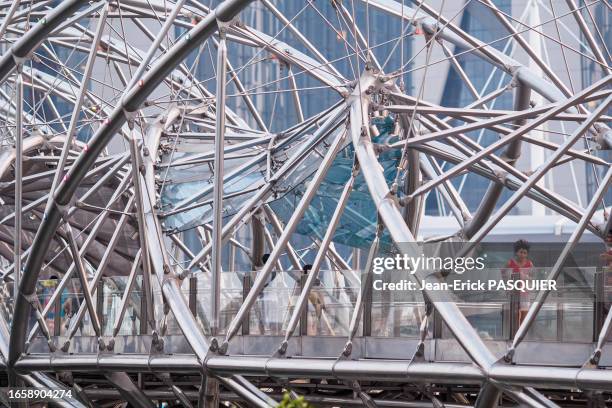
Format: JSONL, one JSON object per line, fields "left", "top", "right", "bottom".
{"left": 0, "top": 0, "right": 611, "bottom": 407}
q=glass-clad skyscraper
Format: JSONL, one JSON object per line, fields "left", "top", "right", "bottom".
{"left": 581, "top": 1, "right": 611, "bottom": 203}
{"left": 25, "top": 1, "right": 93, "bottom": 141}
{"left": 426, "top": 0, "right": 513, "bottom": 215}
{"left": 179, "top": 1, "right": 412, "bottom": 132}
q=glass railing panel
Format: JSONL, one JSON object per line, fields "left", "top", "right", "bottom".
{"left": 14, "top": 265, "right": 605, "bottom": 345}
{"left": 435, "top": 267, "right": 599, "bottom": 342}
{"left": 371, "top": 301, "right": 426, "bottom": 337}
{"left": 100, "top": 276, "right": 144, "bottom": 336}
{"left": 0, "top": 282, "right": 11, "bottom": 327}
{"left": 371, "top": 269, "right": 427, "bottom": 337}
{"left": 249, "top": 270, "right": 300, "bottom": 336}
{"left": 523, "top": 304, "right": 558, "bottom": 341}
{"left": 523, "top": 267, "right": 596, "bottom": 342}
{"left": 602, "top": 267, "right": 612, "bottom": 327}
{"left": 191, "top": 270, "right": 244, "bottom": 336}
{"left": 558, "top": 267, "right": 595, "bottom": 343}
{"left": 36, "top": 280, "right": 59, "bottom": 337}
{"left": 305, "top": 270, "right": 359, "bottom": 337}
{"left": 218, "top": 273, "right": 245, "bottom": 336}
{"left": 58, "top": 279, "right": 96, "bottom": 337}
{"left": 151, "top": 277, "right": 183, "bottom": 335}
{"left": 438, "top": 268, "right": 510, "bottom": 340}
{"left": 441, "top": 303, "right": 506, "bottom": 341}
{"left": 562, "top": 303, "right": 593, "bottom": 342}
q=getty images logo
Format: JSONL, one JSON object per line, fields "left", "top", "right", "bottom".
{"left": 372, "top": 254, "right": 486, "bottom": 275}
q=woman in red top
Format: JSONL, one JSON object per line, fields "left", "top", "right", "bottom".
{"left": 504, "top": 240, "right": 533, "bottom": 324}
{"left": 505, "top": 240, "right": 534, "bottom": 279}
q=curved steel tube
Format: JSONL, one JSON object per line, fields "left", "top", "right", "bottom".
{"left": 0, "top": 0, "right": 88, "bottom": 82}
{"left": 348, "top": 71, "right": 496, "bottom": 370}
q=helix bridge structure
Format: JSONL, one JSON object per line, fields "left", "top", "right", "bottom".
{"left": 0, "top": 0, "right": 611, "bottom": 406}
